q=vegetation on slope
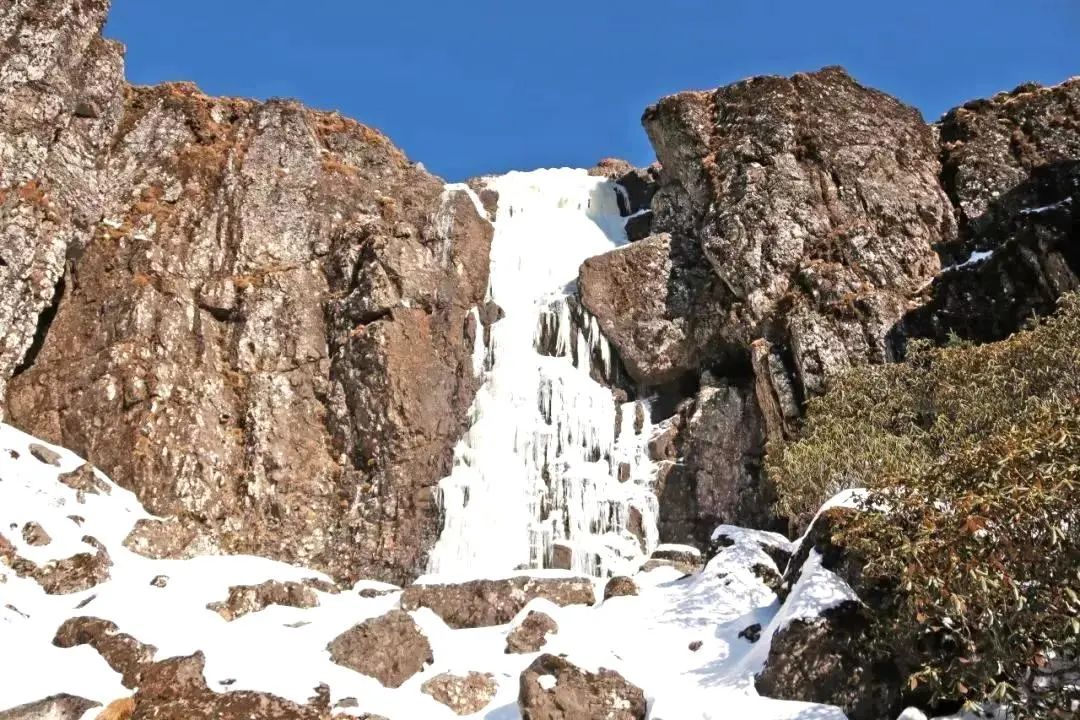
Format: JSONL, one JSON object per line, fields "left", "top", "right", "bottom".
{"left": 768, "top": 294, "right": 1080, "bottom": 715}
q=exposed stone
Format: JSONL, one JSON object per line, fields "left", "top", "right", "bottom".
{"left": 4, "top": 26, "right": 492, "bottom": 586}
{"left": 739, "top": 623, "right": 763, "bottom": 643}
{"left": 149, "top": 575, "right": 168, "bottom": 588}
{"left": 53, "top": 616, "right": 157, "bottom": 688}
{"left": 0, "top": 0, "right": 126, "bottom": 410}
{"left": 130, "top": 652, "right": 329, "bottom": 719}
{"left": 642, "top": 545, "right": 704, "bottom": 575}
{"left": 3, "top": 535, "right": 112, "bottom": 595}
{"left": 57, "top": 463, "right": 111, "bottom": 500}
{"left": 206, "top": 579, "right": 328, "bottom": 621}
{"left": 326, "top": 609, "right": 433, "bottom": 688}
{"left": 602, "top": 576, "right": 638, "bottom": 600}
{"left": 21, "top": 522, "right": 51, "bottom": 546}
{"left": 28, "top": 445, "right": 61, "bottom": 467}
{"left": 505, "top": 610, "right": 560, "bottom": 654}
{"left": 657, "top": 377, "right": 775, "bottom": 546}
{"left": 688, "top": 640, "right": 703, "bottom": 652}
{"left": 421, "top": 672, "right": 498, "bottom": 716}
{"left": 518, "top": 654, "right": 646, "bottom": 720}
{"left": 0, "top": 694, "right": 100, "bottom": 720}
{"left": 401, "top": 576, "right": 595, "bottom": 629}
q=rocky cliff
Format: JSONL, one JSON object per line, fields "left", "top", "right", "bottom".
{"left": 0, "top": 0, "right": 491, "bottom": 584}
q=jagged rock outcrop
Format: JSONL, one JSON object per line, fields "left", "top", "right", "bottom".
{"left": 903, "top": 79, "right": 1080, "bottom": 344}
{"left": 205, "top": 578, "right": 333, "bottom": 621}
{"left": 1, "top": 0, "right": 492, "bottom": 585}
{"left": 401, "top": 576, "right": 596, "bottom": 629}
{"left": 0, "top": 0, "right": 126, "bottom": 408}
{"left": 518, "top": 654, "right": 647, "bottom": 720}
{"left": 585, "top": 65, "right": 953, "bottom": 398}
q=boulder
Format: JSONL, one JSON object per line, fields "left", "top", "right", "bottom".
{"left": 53, "top": 616, "right": 156, "bottom": 688}
{"left": 421, "top": 672, "right": 498, "bottom": 716}
{"left": 0, "top": 695, "right": 99, "bottom": 720}
{"left": 602, "top": 576, "right": 638, "bottom": 600}
{"left": 518, "top": 654, "right": 646, "bottom": 720}
{"left": 505, "top": 610, "right": 560, "bottom": 654}
{"left": 641, "top": 545, "right": 704, "bottom": 575}
{"left": 326, "top": 610, "right": 433, "bottom": 688}
{"left": 401, "top": 576, "right": 595, "bottom": 629}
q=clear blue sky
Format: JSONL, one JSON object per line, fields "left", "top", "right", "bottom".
{"left": 105, "top": 1, "right": 1078, "bottom": 181}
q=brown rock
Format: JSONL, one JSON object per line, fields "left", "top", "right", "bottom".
{"left": 28, "top": 445, "right": 61, "bottom": 467}
{"left": 21, "top": 522, "right": 51, "bottom": 547}
{"left": 518, "top": 654, "right": 646, "bottom": 720}
{"left": 0, "top": 0, "right": 126, "bottom": 410}
{"left": 0, "top": 695, "right": 100, "bottom": 720}
{"left": 206, "top": 579, "right": 326, "bottom": 621}
{"left": 4, "top": 3, "right": 493, "bottom": 587}
{"left": 129, "top": 652, "right": 328, "bottom": 720}
{"left": 401, "top": 576, "right": 595, "bottom": 629}
{"left": 642, "top": 545, "right": 704, "bottom": 575}
{"left": 602, "top": 576, "right": 638, "bottom": 600}
{"left": 421, "top": 672, "right": 498, "bottom": 715}
{"left": 505, "top": 610, "right": 559, "bottom": 654}
{"left": 53, "top": 616, "right": 157, "bottom": 688}
{"left": 92, "top": 698, "right": 133, "bottom": 720}
{"left": 57, "top": 464, "right": 111, "bottom": 499}
{"left": 5, "top": 535, "right": 112, "bottom": 594}
{"left": 326, "top": 609, "right": 433, "bottom": 688}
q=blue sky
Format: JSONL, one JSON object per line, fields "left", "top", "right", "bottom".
{"left": 105, "top": 1, "right": 1078, "bottom": 181}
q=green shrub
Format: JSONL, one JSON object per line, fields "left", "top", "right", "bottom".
{"left": 768, "top": 293, "right": 1080, "bottom": 715}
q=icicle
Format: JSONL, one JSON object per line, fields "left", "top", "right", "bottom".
{"left": 427, "top": 169, "right": 659, "bottom": 580}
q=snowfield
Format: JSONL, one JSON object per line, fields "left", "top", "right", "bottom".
{"left": 0, "top": 421, "right": 869, "bottom": 719}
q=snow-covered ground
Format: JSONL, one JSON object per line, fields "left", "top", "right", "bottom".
{"left": 0, "top": 421, "right": 867, "bottom": 719}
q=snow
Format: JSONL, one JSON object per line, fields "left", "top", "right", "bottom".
{"left": 942, "top": 249, "right": 995, "bottom": 272}
{"left": 536, "top": 674, "right": 557, "bottom": 690}
{"left": 1, "top": 420, "right": 878, "bottom": 719}
{"left": 427, "top": 168, "right": 660, "bottom": 579}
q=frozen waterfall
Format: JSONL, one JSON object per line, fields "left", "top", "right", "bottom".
{"left": 428, "top": 168, "right": 660, "bottom": 579}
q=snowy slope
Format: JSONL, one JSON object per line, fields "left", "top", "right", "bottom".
{"left": 0, "top": 421, "right": 868, "bottom": 719}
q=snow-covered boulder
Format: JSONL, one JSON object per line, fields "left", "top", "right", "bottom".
{"left": 505, "top": 610, "right": 560, "bottom": 654}
{"left": 518, "top": 654, "right": 646, "bottom": 720}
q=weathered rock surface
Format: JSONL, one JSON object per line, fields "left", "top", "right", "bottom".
{"left": 129, "top": 652, "right": 330, "bottom": 720}
{"left": 206, "top": 578, "right": 332, "bottom": 621}
{"left": 640, "top": 545, "right": 704, "bottom": 575}
{"left": 655, "top": 377, "right": 775, "bottom": 542}
{"left": 602, "top": 576, "right": 638, "bottom": 600}
{"left": 505, "top": 610, "right": 559, "bottom": 654}
{"left": 518, "top": 654, "right": 647, "bottom": 720}
{"left": 0, "top": 0, "right": 126, "bottom": 408}
{"left": 0, "top": 532, "right": 111, "bottom": 594}
{"left": 2, "top": 1, "right": 492, "bottom": 586}
{"left": 326, "top": 609, "right": 433, "bottom": 688}
{"left": 421, "top": 672, "right": 498, "bottom": 716}
{"left": 904, "top": 79, "right": 1080, "bottom": 344}
{"left": 0, "top": 694, "right": 100, "bottom": 720}
{"left": 53, "top": 616, "right": 157, "bottom": 688}
{"left": 401, "top": 576, "right": 596, "bottom": 629}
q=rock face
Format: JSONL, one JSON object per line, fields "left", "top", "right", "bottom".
{"left": 505, "top": 610, "right": 559, "bottom": 654}
{"left": 655, "top": 377, "right": 774, "bottom": 540}
{"left": 579, "top": 67, "right": 955, "bottom": 550}
{"left": 421, "top": 672, "right": 498, "bottom": 716}
{"left": 400, "top": 576, "right": 596, "bottom": 629}
{"left": 0, "top": 0, "right": 126, "bottom": 407}
{"left": 326, "top": 609, "right": 434, "bottom": 688}
{"left": 586, "top": 66, "right": 952, "bottom": 398}
{"left": 1, "top": 0, "right": 492, "bottom": 585}
{"left": 518, "top": 654, "right": 647, "bottom": 720}
{"left": 904, "top": 79, "right": 1080, "bottom": 344}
